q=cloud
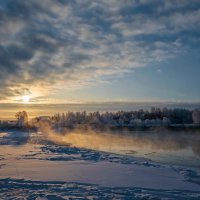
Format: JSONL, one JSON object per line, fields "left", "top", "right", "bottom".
{"left": 157, "top": 69, "right": 162, "bottom": 73}
{"left": 0, "top": 0, "right": 199, "bottom": 101}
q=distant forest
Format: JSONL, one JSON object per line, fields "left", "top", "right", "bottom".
{"left": 1, "top": 107, "right": 200, "bottom": 129}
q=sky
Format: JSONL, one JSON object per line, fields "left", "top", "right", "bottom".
{"left": 0, "top": 0, "right": 200, "bottom": 104}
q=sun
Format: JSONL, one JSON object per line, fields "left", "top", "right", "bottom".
{"left": 22, "top": 95, "right": 30, "bottom": 103}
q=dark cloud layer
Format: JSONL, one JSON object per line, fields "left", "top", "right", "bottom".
{"left": 0, "top": 0, "right": 200, "bottom": 100}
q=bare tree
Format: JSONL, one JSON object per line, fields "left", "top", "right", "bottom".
{"left": 15, "top": 111, "right": 28, "bottom": 127}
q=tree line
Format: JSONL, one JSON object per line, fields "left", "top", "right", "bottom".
{"left": 1, "top": 107, "right": 200, "bottom": 129}
{"left": 33, "top": 107, "right": 200, "bottom": 128}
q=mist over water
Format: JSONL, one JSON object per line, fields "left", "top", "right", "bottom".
{"left": 38, "top": 122, "right": 200, "bottom": 167}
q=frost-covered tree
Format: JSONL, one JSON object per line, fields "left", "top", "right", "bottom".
{"left": 37, "top": 107, "right": 195, "bottom": 129}
{"left": 162, "top": 117, "right": 171, "bottom": 126}
{"left": 192, "top": 109, "right": 200, "bottom": 124}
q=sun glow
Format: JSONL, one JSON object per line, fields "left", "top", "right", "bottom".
{"left": 22, "top": 95, "right": 30, "bottom": 103}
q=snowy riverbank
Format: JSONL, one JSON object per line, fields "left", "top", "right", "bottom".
{"left": 0, "top": 130, "right": 200, "bottom": 199}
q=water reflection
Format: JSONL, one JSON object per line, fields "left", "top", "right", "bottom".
{"left": 45, "top": 128, "right": 200, "bottom": 167}
{"left": 106, "top": 129, "right": 200, "bottom": 167}
{"left": 1, "top": 128, "right": 200, "bottom": 167}
{"left": 54, "top": 129, "right": 200, "bottom": 157}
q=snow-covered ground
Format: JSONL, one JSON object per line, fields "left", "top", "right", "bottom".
{"left": 0, "top": 130, "right": 200, "bottom": 199}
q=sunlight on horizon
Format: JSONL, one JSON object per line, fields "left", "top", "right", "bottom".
{"left": 22, "top": 95, "right": 31, "bottom": 104}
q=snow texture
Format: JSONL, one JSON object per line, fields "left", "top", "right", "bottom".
{"left": 0, "top": 131, "right": 200, "bottom": 199}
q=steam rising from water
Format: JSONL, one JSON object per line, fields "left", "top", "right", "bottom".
{"left": 37, "top": 122, "right": 200, "bottom": 157}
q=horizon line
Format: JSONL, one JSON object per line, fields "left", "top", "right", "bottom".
{"left": 0, "top": 101, "right": 200, "bottom": 105}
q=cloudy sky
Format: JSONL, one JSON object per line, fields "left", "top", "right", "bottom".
{"left": 0, "top": 0, "right": 200, "bottom": 103}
